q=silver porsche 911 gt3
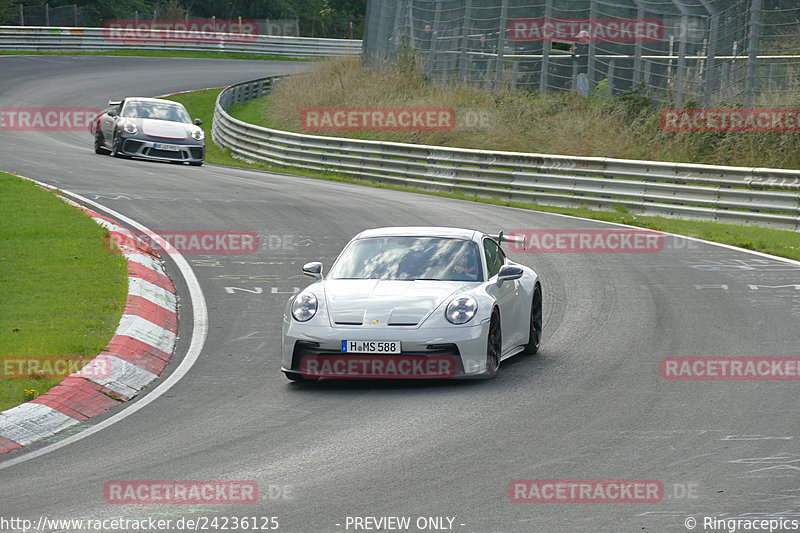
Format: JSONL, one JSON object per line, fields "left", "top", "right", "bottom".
{"left": 281, "top": 227, "right": 542, "bottom": 381}
{"left": 91, "top": 97, "right": 205, "bottom": 165}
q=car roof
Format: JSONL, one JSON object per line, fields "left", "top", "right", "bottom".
{"left": 355, "top": 227, "right": 482, "bottom": 241}
{"left": 122, "top": 97, "right": 184, "bottom": 106}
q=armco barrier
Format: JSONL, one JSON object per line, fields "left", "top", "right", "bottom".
{"left": 0, "top": 26, "right": 361, "bottom": 58}
{"left": 212, "top": 77, "right": 800, "bottom": 231}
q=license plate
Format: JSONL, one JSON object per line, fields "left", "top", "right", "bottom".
{"left": 342, "top": 340, "right": 401, "bottom": 354}
{"left": 153, "top": 143, "right": 180, "bottom": 151}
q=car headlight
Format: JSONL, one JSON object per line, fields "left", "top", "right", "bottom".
{"left": 445, "top": 295, "right": 477, "bottom": 325}
{"left": 291, "top": 292, "right": 318, "bottom": 322}
{"left": 191, "top": 127, "right": 205, "bottom": 141}
{"left": 123, "top": 121, "right": 137, "bottom": 134}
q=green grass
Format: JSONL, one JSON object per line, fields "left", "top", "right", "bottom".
{"left": 167, "top": 88, "right": 800, "bottom": 263}
{"left": 0, "top": 49, "right": 311, "bottom": 62}
{"left": 0, "top": 173, "right": 128, "bottom": 411}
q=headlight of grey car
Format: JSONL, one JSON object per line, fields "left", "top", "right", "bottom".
{"left": 445, "top": 295, "right": 477, "bottom": 325}
{"left": 190, "top": 127, "right": 205, "bottom": 141}
{"left": 123, "top": 120, "right": 137, "bottom": 134}
{"left": 291, "top": 292, "right": 318, "bottom": 322}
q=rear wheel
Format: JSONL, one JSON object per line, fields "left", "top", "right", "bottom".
{"left": 486, "top": 308, "right": 501, "bottom": 377}
{"left": 523, "top": 282, "right": 542, "bottom": 354}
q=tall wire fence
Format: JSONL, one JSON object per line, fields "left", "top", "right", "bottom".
{"left": 13, "top": 4, "right": 88, "bottom": 26}
{"left": 363, "top": 0, "right": 800, "bottom": 107}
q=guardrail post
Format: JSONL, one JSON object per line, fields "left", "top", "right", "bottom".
{"left": 632, "top": 3, "right": 644, "bottom": 86}
{"left": 571, "top": 61, "right": 579, "bottom": 91}
{"left": 539, "top": 0, "right": 553, "bottom": 94}
{"left": 458, "top": 0, "right": 473, "bottom": 84}
{"left": 494, "top": 0, "right": 509, "bottom": 90}
{"left": 429, "top": 0, "right": 443, "bottom": 81}
{"left": 675, "top": 15, "right": 688, "bottom": 106}
{"left": 703, "top": 12, "right": 719, "bottom": 108}
{"left": 606, "top": 59, "right": 615, "bottom": 97}
{"left": 587, "top": 0, "right": 597, "bottom": 87}
{"left": 744, "top": 0, "right": 762, "bottom": 108}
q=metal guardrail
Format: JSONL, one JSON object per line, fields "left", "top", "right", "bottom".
{"left": 0, "top": 26, "right": 362, "bottom": 58}
{"left": 213, "top": 77, "right": 800, "bottom": 231}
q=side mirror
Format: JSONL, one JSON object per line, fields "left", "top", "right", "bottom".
{"left": 497, "top": 265, "right": 523, "bottom": 283}
{"left": 302, "top": 261, "right": 323, "bottom": 280}
{"left": 194, "top": 118, "right": 203, "bottom": 126}
{"left": 107, "top": 109, "right": 117, "bottom": 118}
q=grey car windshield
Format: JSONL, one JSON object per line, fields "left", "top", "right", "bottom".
{"left": 122, "top": 102, "right": 192, "bottom": 123}
{"left": 328, "top": 236, "right": 483, "bottom": 282}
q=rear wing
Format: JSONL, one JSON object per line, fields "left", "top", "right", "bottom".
{"left": 489, "top": 230, "right": 526, "bottom": 250}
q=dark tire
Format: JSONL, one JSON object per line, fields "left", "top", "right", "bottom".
{"left": 486, "top": 308, "right": 501, "bottom": 377}
{"left": 111, "top": 136, "right": 128, "bottom": 158}
{"left": 189, "top": 161, "right": 203, "bottom": 166}
{"left": 523, "top": 282, "right": 543, "bottom": 354}
{"left": 94, "top": 132, "right": 110, "bottom": 155}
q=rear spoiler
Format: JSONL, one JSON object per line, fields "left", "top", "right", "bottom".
{"left": 489, "top": 230, "right": 526, "bottom": 250}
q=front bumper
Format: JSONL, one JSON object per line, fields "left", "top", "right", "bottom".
{"left": 119, "top": 137, "right": 204, "bottom": 163}
{"left": 281, "top": 319, "right": 492, "bottom": 380}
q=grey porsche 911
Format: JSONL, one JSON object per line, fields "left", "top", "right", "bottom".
{"left": 91, "top": 97, "right": 205, "bottom": 166}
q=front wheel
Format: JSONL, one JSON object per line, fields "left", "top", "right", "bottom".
{"left": 111, "top": 136, "right": 128, "bottom": 158}
{"left": 94, "top": 132, "right": 110, "bottom": 155}
{"left": 523, "top": 282, "right": 542, "bottom": 354}
{"left": 486, "top": 308, "right": 501, "bottom": 377}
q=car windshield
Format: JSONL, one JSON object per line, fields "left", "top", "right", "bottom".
{"left": 328, "top": 236, "right": 483, "bottom": 282}
{"left": 121, "top": 102, "right": 192, "bottom": 123}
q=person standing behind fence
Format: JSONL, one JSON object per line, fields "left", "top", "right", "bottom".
{"left": 473, "top": 34, "right": 491, "bottom": 89}
{"left": 570, "top": 29, "right": 590, "bottom": 72}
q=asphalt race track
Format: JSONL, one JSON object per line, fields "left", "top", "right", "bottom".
{"left": 1, "top": 55, "right": 799, "bottom": 532}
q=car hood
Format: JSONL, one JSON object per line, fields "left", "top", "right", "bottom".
{"left": 139, "top": 118, "right": 189, "bottom": 140}
{"left": 322, "top": 279, "right": 472, "bottom": 326}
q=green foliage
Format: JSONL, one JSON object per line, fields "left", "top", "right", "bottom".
{"left": 39, "top": 0, "right": 367, "bottom": 38}
{"left": 615, "top": 83, "right": 655, "bottom": 119}
{"left": 0, "top": 0, "right": 16, "bottom": 24}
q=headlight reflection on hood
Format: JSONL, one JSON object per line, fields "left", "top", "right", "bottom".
{"left": 291, "top": 292, "right": 318, "bottom": 322}
{"left": 446, "top": 295, "right": 477, "bottom": 325}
